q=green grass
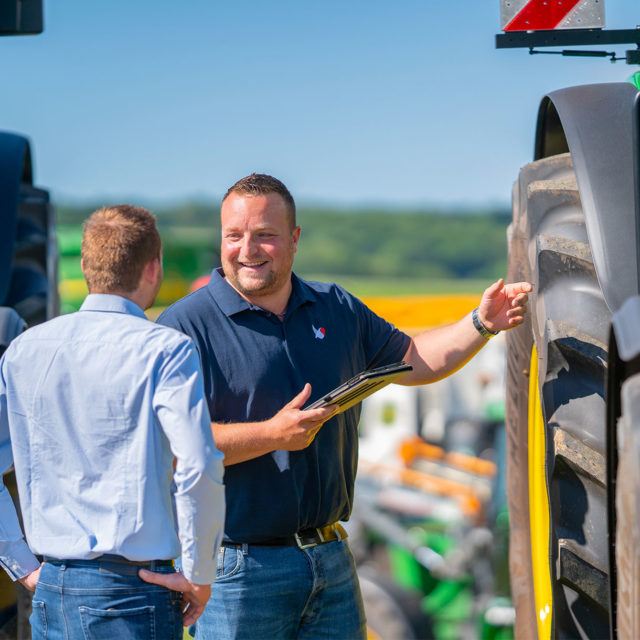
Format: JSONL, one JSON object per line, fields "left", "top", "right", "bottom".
{"left": 300, "top": 274, "right": 489, "bottom": 297}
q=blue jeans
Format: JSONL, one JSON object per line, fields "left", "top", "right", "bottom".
{"left": 31, "top": 559, "right": 182, "bottom": 640}
{"left": 187, "top": 538, "right": 366, "bottom": 640}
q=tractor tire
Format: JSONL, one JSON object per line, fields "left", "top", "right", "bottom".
{"left": 4, "top": 183, "right": 58, "bottom": 326}
{"left": 0, "top": 149, "right": 56, "bottom": 637}
{"left": 615, "top": 374, "right": 640, "bottom": 640}
{"left": 506, "top": 152, "right": 611, "bottom": 639}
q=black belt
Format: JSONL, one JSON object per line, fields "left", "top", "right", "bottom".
{"left": 222, "top": 523, "right": 347, "bottom": 550}
{"left": 43, "top": 554, "right": 174, "bottom": 570}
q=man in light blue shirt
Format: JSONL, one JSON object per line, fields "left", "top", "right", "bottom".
{"left": 0, "top": 205, "right": 225, "bottom": 639}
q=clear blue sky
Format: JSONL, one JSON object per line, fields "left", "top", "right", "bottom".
{"left": 2, "top": 1, "right": 638, "bottom": 208}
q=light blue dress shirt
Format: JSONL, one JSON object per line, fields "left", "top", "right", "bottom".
{"left": 0, "top": 294, "right": 225, "bottom": 584}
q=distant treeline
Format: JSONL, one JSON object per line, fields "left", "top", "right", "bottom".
{"left": 57, "top": 202, "right": 510, "bottom": 281}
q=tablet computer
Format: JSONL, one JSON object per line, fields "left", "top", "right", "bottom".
{"left": 305, "top": 361, "right": 413, "bottom": 413}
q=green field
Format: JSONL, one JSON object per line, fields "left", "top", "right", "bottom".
{"left": 56, "top": 203, "right": 506, "bottom": 311}
{"left": 305, "top": 274, "right": 489, "bottom": 297}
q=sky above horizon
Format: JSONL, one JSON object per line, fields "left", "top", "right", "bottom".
{"left": 3, "top": 1, "right": 639, "bottom": 208}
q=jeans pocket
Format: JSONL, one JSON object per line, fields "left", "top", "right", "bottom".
{"left": 30, "top": 600, "right": 47, "bottom": 639}
{"left": 78, "top": 604, "right": 155, "bottom": 640}
{"left": 169, "top": 588, "right": 182, "bottom": 607}
{"left": 216, "top": 546, "right": 244, "bottom": 580}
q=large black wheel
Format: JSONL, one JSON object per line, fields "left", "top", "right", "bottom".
{"left": 0, "top": 134, "right": 58, "bottom": 327}
{"left": 0, "top": 135, "right": 57, "bottom": 640}
{"left": 4, "top": 182, "right": 58, "bottom": 326}
{"left": 506, "top": 152, "right": 611, "bottom": 638}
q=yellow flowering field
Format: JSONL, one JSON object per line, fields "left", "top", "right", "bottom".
{"left": 361, "top": 294, "right": 479, "bottom": 335}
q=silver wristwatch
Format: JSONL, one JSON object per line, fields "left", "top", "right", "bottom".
{"left": 472, "top": 307, "right": 499, "bottom": 339}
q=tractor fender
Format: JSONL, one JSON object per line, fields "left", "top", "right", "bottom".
{"left": 534, "top": 82, "right": 640, "bottom": 314}
{"left": 0, "top": 133, "right": 32, "bottom": 306}
{"left": 612, "top": 295, "right": 640, "bottom": 361}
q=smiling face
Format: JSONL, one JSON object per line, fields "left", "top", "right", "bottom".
{"left": 220, "top": 191, "right": 301, "bottom": 309}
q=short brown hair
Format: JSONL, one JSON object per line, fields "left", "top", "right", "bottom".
{"left": 223, "top": 173, "right": 297, "bottom": 227}
{"left": 81, "top": 205, "right": 161, "bottom": 293}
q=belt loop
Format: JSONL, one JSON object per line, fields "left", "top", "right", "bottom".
{"left": 241, "top": 543, "right": 249, "bottom": 556}
{"left": 334, "top": 524, "right": 342, "bottom": 542}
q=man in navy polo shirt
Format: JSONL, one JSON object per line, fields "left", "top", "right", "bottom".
{"left": 156, "top": 173, "right": 531, "bottom": 639}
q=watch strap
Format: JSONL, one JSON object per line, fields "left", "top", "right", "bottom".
{"left": 472, "top": 307, "right": 499, "bottom": 339}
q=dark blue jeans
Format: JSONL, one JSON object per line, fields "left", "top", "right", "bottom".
{"left": 187, "top": 538, "right": 366, "bottom": 639}
{"left": 31, "top": 559, "right": 182, "bottom": 640}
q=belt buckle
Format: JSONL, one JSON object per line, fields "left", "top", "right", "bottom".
{"left": 294, "top": 528, "right": 323, "bottom": 550}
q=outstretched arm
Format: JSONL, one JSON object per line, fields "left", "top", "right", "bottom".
{"left": 399, "top": 279, "right": 531, "bottom": 385}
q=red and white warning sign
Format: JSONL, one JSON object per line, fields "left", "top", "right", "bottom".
{"left": 501, "top": 0, "right": 605, "bottom": 32}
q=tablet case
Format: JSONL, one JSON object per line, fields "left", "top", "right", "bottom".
{"left": 305, "top": 361, "right": 413, "bottom": 413}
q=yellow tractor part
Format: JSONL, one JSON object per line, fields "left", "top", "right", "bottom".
{"left": 528, "top": 345, "right": 552, "bottom": 639}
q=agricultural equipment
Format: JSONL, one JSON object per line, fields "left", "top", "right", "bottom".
{"left": 350, "top": 330, "right": 515, "bottom": 639}
{"left": 497, "top": 2, "right": 640, "bottom": 638}
{"left": 0, "top": 5, "right": 57, "bottom": 637}
{"left": 0, "top": 133, "right": 57, "bottom": 638}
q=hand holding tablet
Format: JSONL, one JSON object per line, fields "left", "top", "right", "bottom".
{"left": 304, "top": 362, "right": 413, "bottom": 413}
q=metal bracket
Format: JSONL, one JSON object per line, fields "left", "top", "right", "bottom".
{"left": 528, "top": 48, "right": 619, "bottom": 62}
{"left": 496, "top": 28, "right": 640, "bottom": 65}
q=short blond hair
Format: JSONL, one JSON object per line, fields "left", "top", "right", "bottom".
{"left": 81, "top": 205, "right": 161, "bottom": 293}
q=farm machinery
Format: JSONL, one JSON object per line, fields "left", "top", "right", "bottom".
{"left": 0, "top": 7, "right": 57, "bottom": 637}
{"left": 352, "top": 3, "right": 640, "bottom": 639}
{"left": 350, "top": 332, "right": 515, "bottom": 639}
{"left": 2, "top": 1, "right": 640, "bottom": 639}
{"left": 497, "top": 1, "right": 640, "bottom": 638}
{"left": 0, "top": 129, "right": 57, "bottom": 639}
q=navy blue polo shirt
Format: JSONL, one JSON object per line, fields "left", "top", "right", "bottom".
{"left": 158, "top": 268, "right": 411, "bottom": 542}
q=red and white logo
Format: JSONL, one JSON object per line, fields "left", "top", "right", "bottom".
{"left": 312, "top": 325, "right": 326, "bottom": 340}
{"left": 501, "top": 0, "right": 604, "bottom": 32}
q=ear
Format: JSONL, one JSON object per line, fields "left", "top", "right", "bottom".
{"left": 80, "top": 258, "right": 92, "bottom": 292}
{"left": 292, "top": 226, "right": 301, "bottom": 253}
{"left": 142, "top": 257, "right": 161, "bottom": 284}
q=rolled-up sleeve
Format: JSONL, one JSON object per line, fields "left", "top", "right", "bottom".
{"left": 0, "top": 357, "right": 40, "bottom": 581}
{"left": 153, "top": 339, "right": 225, "bottom": 584}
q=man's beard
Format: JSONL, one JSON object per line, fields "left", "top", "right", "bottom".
{"left": 224, "top": 263, "right": 292, "bottom": 301}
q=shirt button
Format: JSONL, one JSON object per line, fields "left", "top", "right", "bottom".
{"left": 195, "top": 537, "right": 199, "bottom": 541}
{"left": 195, "top": 571, "right": 200, "bottom": 576}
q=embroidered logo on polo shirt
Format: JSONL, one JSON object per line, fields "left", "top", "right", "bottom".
{"left": 312, "top": 325, "right": 326, "bottom": 340}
